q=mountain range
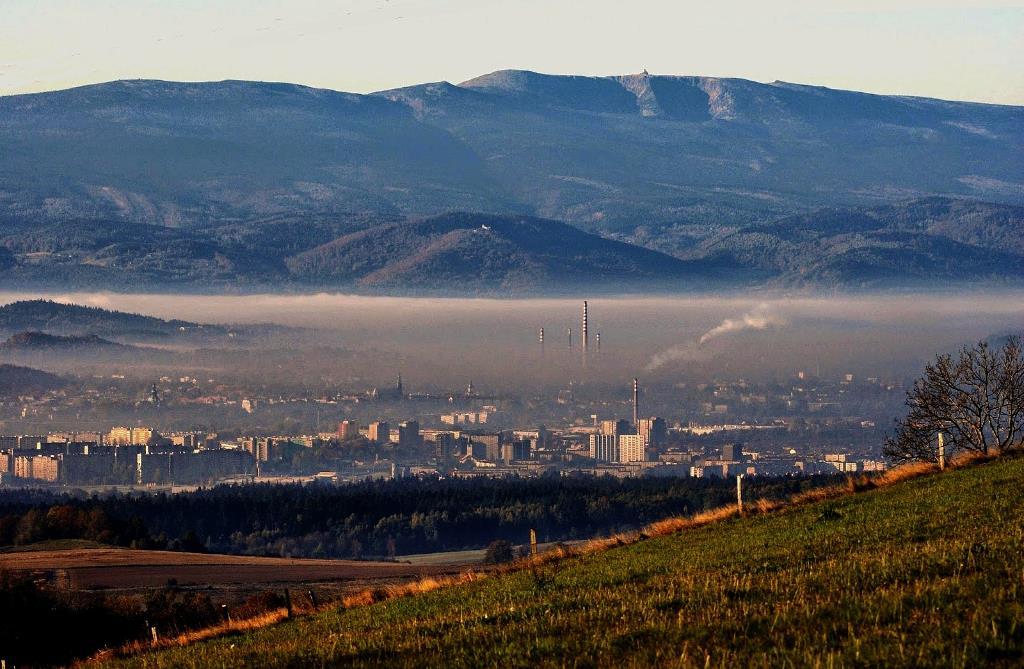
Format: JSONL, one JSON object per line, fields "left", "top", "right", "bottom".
{"left": 0, "top": 71, "right": 1022, "bottom": 292}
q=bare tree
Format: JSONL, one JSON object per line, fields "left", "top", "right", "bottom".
{"left": 885, "top": 336, "right": 1024, "bottom": 463}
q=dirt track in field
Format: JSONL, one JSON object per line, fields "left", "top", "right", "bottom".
{"left": 0, "top": 547, "right": 471, "bottom": 590}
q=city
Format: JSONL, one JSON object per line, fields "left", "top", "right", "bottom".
{"left": 1, "top": 303, "right": 895, "bottom": 490}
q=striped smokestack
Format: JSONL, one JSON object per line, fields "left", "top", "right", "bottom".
{"left": 632, "top": 377, "right": 639, "bottom": 429}
{"left": 582, "top": 301, "right": 589, "bottom": 352}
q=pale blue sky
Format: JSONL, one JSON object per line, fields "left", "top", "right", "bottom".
{"left": 2, "top": 0, "right": 1022, "bottom": 104}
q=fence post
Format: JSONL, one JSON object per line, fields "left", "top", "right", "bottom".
{"left": 308, "top": 589, "right": 318, "bottom": 609}
{"left": 736, "top": 474, "right": 744, "bottom": 515}
{"left": 284, "top": 588, "right": 293, "bottom": 618}
{"left": 150, "top": 626, "right": 159, "bottom": 645}
{"left": 529, "top": 528, "right": 538, "bottom": 556}
{"left": 938, "top": 432, "right": 946, "bottom": 470}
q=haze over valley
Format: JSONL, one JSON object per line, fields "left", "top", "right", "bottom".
{"left": 1, "top": 292, "right": 1020, "bottom": 390}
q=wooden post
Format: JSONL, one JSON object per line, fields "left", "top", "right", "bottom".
{"left": 150, "top": 626, "right": 159, "bottom": 645}
{"left": 529, "top": 528, "right": 538, "bottom": 556}
{"left": 307, "top": 589, "right": 318, "bottom": 609}
{"left": 736, "top": 474, "right": 744, "bottom": 515}
{"left": 937, "top": 432, "right": 946, "bottom": 470}
{"left": 284, "top": 588, "right": 293, "bottom": 618}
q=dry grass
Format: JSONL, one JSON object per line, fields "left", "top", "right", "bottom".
{"left": 341, "top": 570, "right": 483, "bottom": 608}
{"left": 84, "top": 608, "right": 293, "bottom": 665}
{"left": 84, "top": 580, "right": 376, "bottom": 664}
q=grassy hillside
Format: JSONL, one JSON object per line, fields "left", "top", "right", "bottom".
{"left": 101, "top": 455, "right": 1024, "bottom": 668}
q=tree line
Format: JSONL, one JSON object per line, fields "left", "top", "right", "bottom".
{"left": 0, "top": 474, "right": 835, "bottom": 559}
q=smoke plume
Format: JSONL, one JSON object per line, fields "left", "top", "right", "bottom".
{"left": 644, "top": 342, "right": 714, "bottom": 371}
{"left": 645, "top": 305, "right": 787, "bottom": 371}
{"left": 699, "top": 309, "right": 786, "bottom": 345}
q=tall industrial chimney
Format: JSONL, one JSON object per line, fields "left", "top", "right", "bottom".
{"left": 567, "top": 327, "right": 572, "bottom": 349}
{"left": 539, "top": 327, "right": 545, "bottom": 354}
{"left": 596, "top": 332, "right": 601, "bottom": 352}
{"left": 632, "top": 377, "right": 639, "bottom": 430}
{"left": 582, "top": 301, "right": 589, "bottom": 352}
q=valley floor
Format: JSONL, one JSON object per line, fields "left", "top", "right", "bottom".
{"left": 101, "top": 455, "right": 1024, "bottom": 668}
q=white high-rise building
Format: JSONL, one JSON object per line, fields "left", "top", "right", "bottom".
{"left": 588, "top": 434, "right": 619, "bottom": 462}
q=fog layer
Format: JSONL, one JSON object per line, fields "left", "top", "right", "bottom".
{"left": 1, "top": 292, "right": 1021, "bottom": 390}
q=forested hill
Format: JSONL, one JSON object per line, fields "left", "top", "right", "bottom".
{"left": 692, "top": 197, "right": 1024, "bottom": 286}
{"left": 285, "top": 212, "right": 726, "bottom": 291}
{"left": 0, "top": 300, "right": 205, "bottom": 338}
{"left": 3, "top": 198, "right": 1020, "bottom": 291}
{"left": 0, "top": 331, "right": 131, "bottom": 351}
{"left": 0, "top": 363, "right": 66, "bottom": 395}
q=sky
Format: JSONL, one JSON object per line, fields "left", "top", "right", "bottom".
{"left": 2, "top": 0, "right": 1023, "bottom": 104}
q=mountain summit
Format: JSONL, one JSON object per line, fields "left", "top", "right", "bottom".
{"left": 2, "top": 70, "right": 1019, "bottom": 234}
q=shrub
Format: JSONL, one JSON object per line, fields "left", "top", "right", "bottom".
{"left": 483, "top": 539, "right": 515, "bottom": 564}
